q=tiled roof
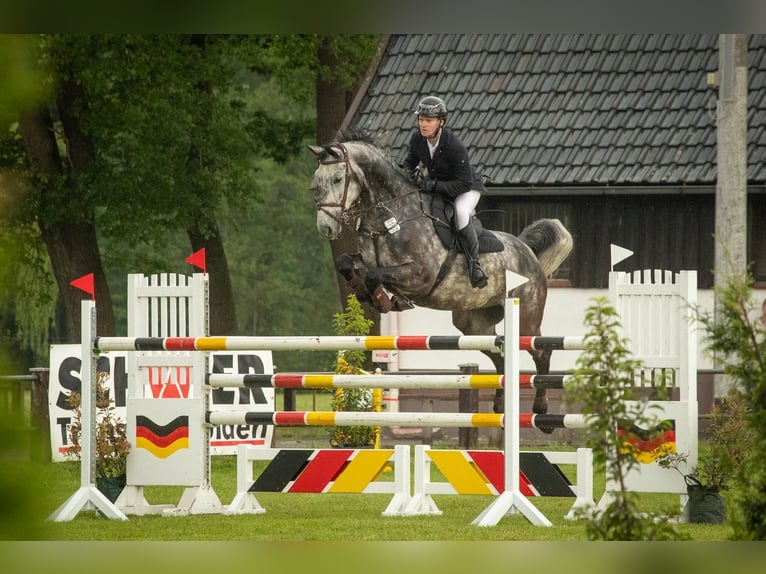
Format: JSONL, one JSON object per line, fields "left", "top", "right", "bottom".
{"left": 348, "top": 34, "right": 766, "bottom": 187}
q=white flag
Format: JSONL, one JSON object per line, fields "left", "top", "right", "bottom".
{"left": 610, "top": 244, "right": 634, "bottom": 268}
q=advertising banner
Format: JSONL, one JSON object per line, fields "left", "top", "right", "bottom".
{"left": 48, "top": 345, "right": 275, "bottom": 462}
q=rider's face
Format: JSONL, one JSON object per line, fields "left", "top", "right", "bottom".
{"left": 418, "top": 116, "right": 443, "bottom": 140}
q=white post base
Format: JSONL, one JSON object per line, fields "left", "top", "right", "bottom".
{"left": 225, "top": 492, "right": 266, "bottom": 515}
{"left": 403, "top": 493, "right": 442, "bottom": 516}
{"left": 115, "top": 485, "right": 175, "bottom": 516}
{"left": 48, "top": 486, "right": 128, "bottom": 522}
{"left": 382, "top": 493, "right": 412, "bottom": 516}
{"left": 472, "top": 490, "right": 552, "bottom": 527}
{"left": 163, "top": 485, "right": 222, "bottom": 516}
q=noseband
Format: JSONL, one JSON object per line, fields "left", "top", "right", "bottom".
{"left": 315, "top": 142, "right": 358, "bottom": 226}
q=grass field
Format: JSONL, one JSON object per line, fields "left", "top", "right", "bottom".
{"left": 0, "top": 389, "right": 738, "bottom": 543}
{"left": 5, "top": 444, "right": 733, "bottom": 542}
{"left": 6, "top": 418, "right": 764, "bottom": 574}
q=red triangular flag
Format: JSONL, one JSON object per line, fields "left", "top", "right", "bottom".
{"left": 70, "top": 273, "right": 95, "bottom": 300}
{"left": 186, "top": 248, "right": 206, "bottom": 274}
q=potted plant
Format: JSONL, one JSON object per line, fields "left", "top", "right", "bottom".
{"left": 659, "top": 393, "right": 755, "bottom": 524}
{"left": 328, "top": 295, "right": 378, "bottom": 448}
{"left": 65, "top": 371, "right": 130, "bottom": 502}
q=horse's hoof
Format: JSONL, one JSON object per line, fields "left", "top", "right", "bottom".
{"left": 538, "top": 426, "right": 556, "bottom": 435}
{"left": 532, "top": 396, "right": 548, "bottom": 415}
{"left": 336, "top": 254, "right": 360, "bottom": 282}
{"left": 371, "top": 285, "right": 393, "bottom": 313}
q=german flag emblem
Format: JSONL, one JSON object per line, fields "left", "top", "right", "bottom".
{"left": 135, "top": 415, "right": 189, "bottom": 458}
{"left": 618, "top": 420, "right": 676, "bottom": 464}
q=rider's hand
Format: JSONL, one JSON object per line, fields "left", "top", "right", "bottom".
{"left": 409, "top": 167, "right": 424, "bottom": 186}
{"left": 423, "top": 179, "right": 437, "bottom": 192}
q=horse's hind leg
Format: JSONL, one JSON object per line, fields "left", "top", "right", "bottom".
{"left": 488, "top": 349, "right": 551, "bottom": 416}
{"left": 529, "top": 348, "right": 552, "bottom": 414}
{"left": 453, "top": 306, "right": 507, "bottom": 448}
{"left": 451, "top": 307, "right": 505, "bottom": 410}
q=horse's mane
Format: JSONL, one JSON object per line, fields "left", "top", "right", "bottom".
{"left": 333, "top": 127, "right": 412, "bottom": 190}
{"left": 333, "top": 127, "right": 376, "bottom": 146}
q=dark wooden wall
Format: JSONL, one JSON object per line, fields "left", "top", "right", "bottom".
{"left": 479, "top": 190, "right": 766, "bottom": 289}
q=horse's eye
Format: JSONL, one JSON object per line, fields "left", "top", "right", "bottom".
{"left": 333, "top": 174, "right": 343, "bottom": 184}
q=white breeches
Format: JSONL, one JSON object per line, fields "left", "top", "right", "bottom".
{"left": 454, "top": 190, "right": 481, "bottom": 230}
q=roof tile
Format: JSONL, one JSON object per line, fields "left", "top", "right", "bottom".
{"left": 350, "top": 34, "right": 766, "bottom": 186}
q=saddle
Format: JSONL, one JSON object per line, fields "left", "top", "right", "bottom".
{"left": 427, "top": 193, "right": 504, "bottom": 253}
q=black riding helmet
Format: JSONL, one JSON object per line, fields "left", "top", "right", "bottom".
{"left": 414, "top": 96, "right": 448, "bottom": 119}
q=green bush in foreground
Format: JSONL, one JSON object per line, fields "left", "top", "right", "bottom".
{"left": 695, "top": 269, "right": 766, "bottom": 540}
{"left": 566, "top": 296, "right": 685, "bottom": 540}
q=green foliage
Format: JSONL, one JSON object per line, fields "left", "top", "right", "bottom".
{"left": 329, "top": 386, "right": 376, "bottom": 448}
{"left": 1, "top": 33, "right": 377, "bottom": 372}
{"left": 225, "top": 152, "right": 339, "bottom": 372}
{"left": 566, "top": 296, "right": 685, "bottom": 540}
{"left": 659, "top": 393, "right": 755, "bottom": 496}
{"left": 703, "top": 395, "right": 755, "bottom": 491}
{"left": 328, "top": 294, "right": 377, "bottom": 447}
{"left": 332, "top": 293, "right": 374, "bottom": 371}
{"left": 261, "top": 35, "right": 380, "bottom": 103}
{"left": 694, "top": 268, "right": 766, "bottom": 540}
{"left": 0, "top": 35, "right": 43, "bottom": 127}
{"left": 65, "top": 372, "right": 130, "bottom": 479}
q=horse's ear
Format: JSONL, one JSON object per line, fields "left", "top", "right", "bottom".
{"left": 307, "top": 145, "right": 325, "bottom": 158}
{"left": 307, "top": 144, "right": 342, "bottom": 162}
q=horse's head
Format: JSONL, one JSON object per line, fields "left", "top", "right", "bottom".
{"left": 307, "top": 142, "right": 369, "bottom": 240}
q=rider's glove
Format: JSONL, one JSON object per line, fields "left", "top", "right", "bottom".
{"left": 423, "top": 179, "right": 437, "bottom": 192}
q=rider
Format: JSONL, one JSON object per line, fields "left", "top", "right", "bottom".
{"left": 401, "top": 95, "right": 488, "bottom": 289}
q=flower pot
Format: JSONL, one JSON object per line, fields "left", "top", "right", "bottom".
{"left": 97, "top": 474, "right": 126, "bottom": 503}
{"left": 685, "top": 475, "right": 726, "bottom": 524}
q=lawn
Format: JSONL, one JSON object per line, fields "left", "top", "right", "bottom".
{"left": 3, "top": 414, "right": 758, "bottom": 574}
{"left": 6, "top": 444, "right": 733, "bottom": 542}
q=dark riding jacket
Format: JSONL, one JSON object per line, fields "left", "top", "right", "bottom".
{"left": 401, "top": 127, "right": 485, "bottom": 198}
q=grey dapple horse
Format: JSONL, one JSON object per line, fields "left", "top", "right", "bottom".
{"left": 308, "top": 132, "right": 573, "bottom": 419}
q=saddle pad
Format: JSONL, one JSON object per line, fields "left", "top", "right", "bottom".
{"left": 428, "top": 193, "right": 504, "bottom": 254}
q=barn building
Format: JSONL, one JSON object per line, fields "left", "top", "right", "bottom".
{"left": 339, "top": 34, "right": 766, "bottom": 443}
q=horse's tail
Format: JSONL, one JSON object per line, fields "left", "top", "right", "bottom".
{"left": 519, "top": 218, "right": 574, "bottom": 278}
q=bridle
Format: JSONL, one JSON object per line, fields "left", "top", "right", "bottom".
{"left": 314, "top": 142, "right": 359, "bottom": 226}
{"left": 314, "top": 141, "right": 422, "bottom": 231}
{"left": 313, "top": 140, "right": 455, "bottom": 299}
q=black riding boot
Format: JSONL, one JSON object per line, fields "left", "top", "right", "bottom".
{"left": 458, "top": 226, "right": 488, "bottom": 289}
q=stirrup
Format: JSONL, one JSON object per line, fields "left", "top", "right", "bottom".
{"left": 469, "top": 266, "right": 488, "bottom": 289}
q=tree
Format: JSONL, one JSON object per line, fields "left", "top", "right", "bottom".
{"left": 695, "top": 267, "right": 766, "bottom": 539}
{"left": 257, "top": 34, "right": 381, "bottom": 312}
{"left": 5, "top": 35, "right": 299, "bottom": 347}
{"left": 17, "top": 40, "right": 116, "bottom": 341}
{"left": 3, "top": 34, "right": 379, "bottom": 368}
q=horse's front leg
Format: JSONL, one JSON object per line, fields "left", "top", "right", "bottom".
{"left": 366, "top": 262, "right": 429, "bottom": 291}
{"left": 335, "top": 254, "right": 393, "bottom": 312}
{"left": 364, "top": 260, "right": 430, "bottom": 310}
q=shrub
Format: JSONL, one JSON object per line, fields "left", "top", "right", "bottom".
{"left": 65, "top": 371, "right": 130, "bottom": 479}
{"left": 327, "top": 295, "right": 377, "bottom": 448}
{"left": 694, "top": 268, "right": 766, "bottom": 539}
{"left": 565, "top": 296, "right": 685, "bottom": 540}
